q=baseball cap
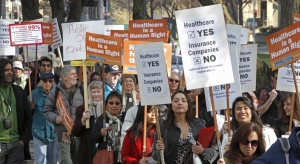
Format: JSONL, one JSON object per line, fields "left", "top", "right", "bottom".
{"left": 40, "top": 73, "right": 55, "bottom": 80}
{"left": 13, "top": 61, "right": 24, "bottom": 70}
{"left": 105, "top": 65, "right": 121, "bottom": 74}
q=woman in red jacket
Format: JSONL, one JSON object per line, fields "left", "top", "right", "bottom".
{"left": 121, "top": 105, "right": 156, "bottom": 164}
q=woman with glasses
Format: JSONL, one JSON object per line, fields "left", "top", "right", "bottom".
{"left": 168, "top": 71, "right": 180, "bottom": 96}
{"left": 72, "top": 81, "right": 103, "bottom": 164}
{"left": 91, "top": 91, "right": 124, "bottom": 164}
{"left": 221, "top": 97, "right": 277, "bottom": 156}
{"left": 122, "top": 75, "right": 139, "bottom": 112}
{"left": 121, "top": 105, "right": 156, "bottom": 164}
{"left": 217, "top": 123, "right": 265, "bottom": 164}
{"left": 29, "top": 73, "right": 58, "bottom": 164}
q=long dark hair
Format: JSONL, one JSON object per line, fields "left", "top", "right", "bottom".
{"left": 165, "top": 90, "right": 196, "bottom": 126}
{"left": 231, "top": 97, "right": 263, "bottom": 131}
{"left": 224, "top": 123, "right": 265, "bottom": 164}
{"left": 127, "top": 105, "right": 156, "bottom": 142}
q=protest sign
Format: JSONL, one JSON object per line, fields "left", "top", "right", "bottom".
{"left": 42, "top": 22, "right": 53, "bottom": 44}
{"left": 226, "top": 24, "right": 242, "bottom": 57}
{"left": 85, "top": 32, "right": 122, "bottom": 65}
{"left": 51, "top": 18, "right": 63, "bottom": 49}
{"left": 56, "top": 92, "right": 74, "bottom": 134}
{"left": 104, "top": 25, "right": 124, "bottom": 36}
{"left": 239, "top": 44, "right": 257, "bottom": 92}
{"left": 175, "top": 4, "right": 234, "bottom": 89}
{"left": 9, "top": 23, "right": 44, "bottom": 46}
{"left": 62, "top": 20, "right": 105, "bottom": 61}
{"left": 110, "top": 30, "right": 128, "bottom": 39}
{"left": 0, "top": 19, "right": 15, "bottom": 55}
{"left": 240, "top": 28, "right": 250, "bottom": 44}
{"left": 23, "top": 44, "right": 49, "bottom": 61}
{"left": 153, "top": 14, "right": 162, "bottom": 19}
{"left": 123, "top": 40, "right": 172, "bottom": 75}
{"left": 71, "top": 60, "right": 96, "bottom": 66}
{"left": 134, "top": 42, "right": 171, "bottom": 105}
{"left": 293, "top": 13, "right": 300, "bottom": 23}
{"left": 265, "top": 22, "right": 300, "bottom": 70}
{"left": 277, "top": 60, "right": 300, "bottom": 92}
{"left": 204, "top": 45, "right": 242, "bottom": 111}
{"left": 128, "top": 19, "right": 168, "bottom": 42}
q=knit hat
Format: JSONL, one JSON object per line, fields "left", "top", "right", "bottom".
{"left": 124, "top": 74, "right": 136, "bottom": 84}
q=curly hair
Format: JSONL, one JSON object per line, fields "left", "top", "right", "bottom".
{"left": 278, "top": 93, "right": 300, "bottom": 123}
{"left": 224, "top": 122, "right": 265, "bottom": 164}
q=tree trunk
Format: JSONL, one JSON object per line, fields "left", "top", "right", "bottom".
{"left": 238, "top": 0, "right": 243, "bottom": 25}
{"left": 133, "top": 0, "right": 148, "bottom": 19}
{"left": 21, "top": 0, "right": 42, "bottom": 20}
{"left": 280, "top": 0, "right": 299, "bottom": 29}
{"left": 67, "top": 0, "right": 84, "bottom": 22}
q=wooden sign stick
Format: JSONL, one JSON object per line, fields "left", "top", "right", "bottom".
{"left": 26, "top": 46, "right": 32, "bottom": 101}
{"left": 154, "top": 106, "right": 165, "bottom": 164}
{"left": 209, "top": 86, "right": 223, "bottom": 158}
{"left": 290, "top": 62, "right": 299, "bottom": 131}
{"left": 289, "top": 93, "right": 295, "bottom": 132}
{"left": 57, "top": 48, "right": 64, "bottom": 67}
{"left": 225, "top": 84, "right": 231, "bottom": 138}
{"left": 143, "top": 105, "right": 147, "bottom": 157}
{"left": 82, "top": 60, "right": 90, "bottom": 128}
{"left": 195, "top": 93, "right": 199, "bottom": 118}
{"left": 102, "top": 65, "right": 106, "bottom": 142}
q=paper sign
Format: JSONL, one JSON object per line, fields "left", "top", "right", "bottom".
{"left": 62, "top": 20, "right": 105, "bottom": 61}
{"left": 0, "top": 19, "right": 15, "bottom": 55}
{"left": 240, "top": 28, "right": 250, "bottom": 44}
{"left": 134, "top": 42, "right": 171, "bottom": 105}
{"left": 153, "top": 14, "right": 163, "bottom": 19}
{"left": 277, "top": 60, "right": 300, "bottom": 92}
{"left": 265, "top": 22, "right": 300, "bottom": 70}
{"left": 123, "top": 40, "right": 172, "bottom": 75}
{"left": 51, "top": 18, "right": 63, "bottom": 49}
{"left": 110, "top": 30, "right": 128, "bottom": 39}
{"left": 104, "top": 25, "right": 124, "bottom": 36}
{"left": 204, "top": 45, "right": 242, "bottom": 111}
{"left": 71, "top": 60, "right": 96, "bottom": 66}
{"left": 56, "top": 92, "right": 74, "bottom": 134}
{"left": 129, "top": 19, "right": 168, "bottom": 42}
{"left": 85, "top": 32, "right": 122, "bottom": 65}
{"left": 226, "top": 24, "right": 242, "bottom": 55}
{"left": 239, "top": 44, "right": 257, "bottom": 92}
{"left": 293, "top": 13, "right": 300, "bottom": 23}
{"left": 9, "top": 23, "right": 44, "bottom": 46}
{"left": 23, "top": 44, "right": 49, "bottom": 61}
{"left": 42, "top": 22, "right": 53, "bottom": 44}
{"left": 175, "top": 4, "right": 234, "bottom": 89}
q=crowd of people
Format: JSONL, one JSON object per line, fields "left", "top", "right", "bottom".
{"left": 0, "top": 52, "right": 299, "bottom": 164}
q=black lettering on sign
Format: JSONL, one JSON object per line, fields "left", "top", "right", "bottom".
{"left": 220, "top": 84, "right": 231, "bottom": 90}
{"left": 203, "top": 55, "right": 216, "bottom": 63}
{"left": 240, "top": 74, "right": 248, "bottom": 79}
{"left": 240, "top": 57, "right": 250, "bottom": 62}
{"left": 152, "top": 86, "right": 161, "bottom": 92}
{"left": 197, "top": 28, "right": 214, "bottom": 37}
{"left": 147, "top": 61, "right": 159, "bottom": 67}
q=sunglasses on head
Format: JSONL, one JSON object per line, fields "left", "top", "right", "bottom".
{"left": 169, "top": 78, "right": 180, "bottom": 83}
{"left": 108, "top": 101, "right": 121, "bottom": 106}
{"left": 42, "top": 79, "right": 53, "bottom": 83}
{"left": 241, "top": 140, "right": 259, "bottom": 147}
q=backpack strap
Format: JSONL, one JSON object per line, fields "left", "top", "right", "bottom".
{"left": 279, "top": 138, "right": 290, "bottom": 164}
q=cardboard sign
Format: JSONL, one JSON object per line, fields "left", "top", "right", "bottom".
{"left": 85, "top": 32, "right": 122, "bottom": 65}
{"left": 240, "top": 28, "right": 250, "bottom": 44}
{"left": 175, "top": 4, "right": 234, "bottom": 89}
{"left": 110, "top": 30, "right": 128, "bottom": 39}
{"left": 0, "top": 19, "right": 15, "bottom": 55}
{"left": 265, "top": 22, "right": 300, "bottom": 70}
{"left": 23, "top": 44, "right": 49, "bottom": 61}
{"left": 104, "top": 25, "right": 124, "bottom": 36}
{"left": 56, "top": 92, "right": 74, "bottom": 134}
{"left": 277, "top": 60, "right": 300, "bottom": 92}
{"left": 123, "top": 40, "right": 172, "bottom": 75}
{"left": 204, "top": 45, "right": 242, "bottom": 111}
{"left": 51, "top": 18, "right": 63, "bottom": 49}
{"left": 62, "top": 20, "right": 105, "bottom": 61}
{"left": 134, "top": 42, "right": 171, "bottom": 105}
{"left": 71, "top": 60, "right": 96, "bottom": 66}
{"left": 293, "top": 13, "right": 300, "bottom": 23}
{"left": 239, "top": 44, "right": 257, "bottom": 92}
{"left": 42, "top": 22, "right": 53, "bottom": 44}
{"left": 129, "top": 19, "right": 168, "bottom": 42}
{"left": 9, "top": 23, "right": 44, "bottom": 46}
{"left": 226, "top": 24, "right": 241, "bottom": 55}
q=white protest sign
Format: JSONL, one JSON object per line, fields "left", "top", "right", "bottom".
{"left": 9, "top": 23, "right": 44, "bottom": 46}
{"left": 0, "top": 19, "right": 15, "bottom": 55}
{"left": 226, "top": 24, "right": 242, "bottom": 56}
{"left": 277, "top": 60, "right": 300, "bottom": 92}
{"left": 204, "top": 45, "right": 242, "bottom": 111}
{"left": 240, "top": 28, "right": 250, "bottom": 44}
{"left": 153, "top": 14, "right": 163, "bottom": 19}
{"left": 239, "top": 44, "right": 257, "bottom": 92}
{"left": 175, "top": 41, "right": 181, "bottom": 57}
{"left": 104, "top": 25, "right": 124, "bottom": 36}
{"left": 134, "top": 42, "right": 171, "bottom": 105}
{"left": 175, "top": 4, "right": 234, "bottom": 89}
{"left": 62, "top": 20, "right": 105, "bottom": 61}
{"left": 23, "top": 44, "right": 49, "bottom": 61}
{"left": 51, "top": 18, "right": 63, "bottom": 49}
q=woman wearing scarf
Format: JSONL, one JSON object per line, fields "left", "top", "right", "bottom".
{"left": 91, "top": 91, "right": 124, "bottom": 164}
{"left": 122, "top": 75, "right": 139, "bottom": 112}
{"left": 72, "top": 81, "right": 103, "bottom": 164}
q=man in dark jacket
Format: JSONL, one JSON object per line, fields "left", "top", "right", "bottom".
{"left": 0, "top": 59, "right": 32, "bottom": 163}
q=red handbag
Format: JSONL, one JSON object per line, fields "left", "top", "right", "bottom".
{"left": 93, "top": 149, "right": 114, "bottom": 164}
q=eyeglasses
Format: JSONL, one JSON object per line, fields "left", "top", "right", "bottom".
{"left": 108, "top": 101, "right": 121, "bottom": 106}
{"left": 240, "top": 140, "right": 259, "bottom": 147}
{"left": 41, "top": 64, "right": 51, "bottom": 68}
{"left": 42, "top": 79, "right": 53, "bottom": 83}
{"left": 169, "top": 78, "right": 180, "bottom": 83}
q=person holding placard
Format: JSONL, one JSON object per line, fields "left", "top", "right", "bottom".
{"left": 274, "top": 93, "right": 300, "bottom": 138}
{"left": 122, "top": 75, "right": 139, "bottom": 112}
{"left": 221, "top": 97, "right": 277, "bottom": 157}
{"left": 121, "top": 105, "right": 156, "bottom": 164}
{"left": 168, "top": 71, "right": 180, "bottom": 96}
{"left": 104, "top": 65, "right": 122, "bottom": 100}
{"left": 12, "top": 61, "right": 27, "bottom": 89}
{"left": 153, "top": 90, "right": 218, "bottom": 164}
{"left": 92, "top": 91, "right": 124, "bottom": 164}
{"left": 217, "top": 123, "right": 265, "bottom": 164}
